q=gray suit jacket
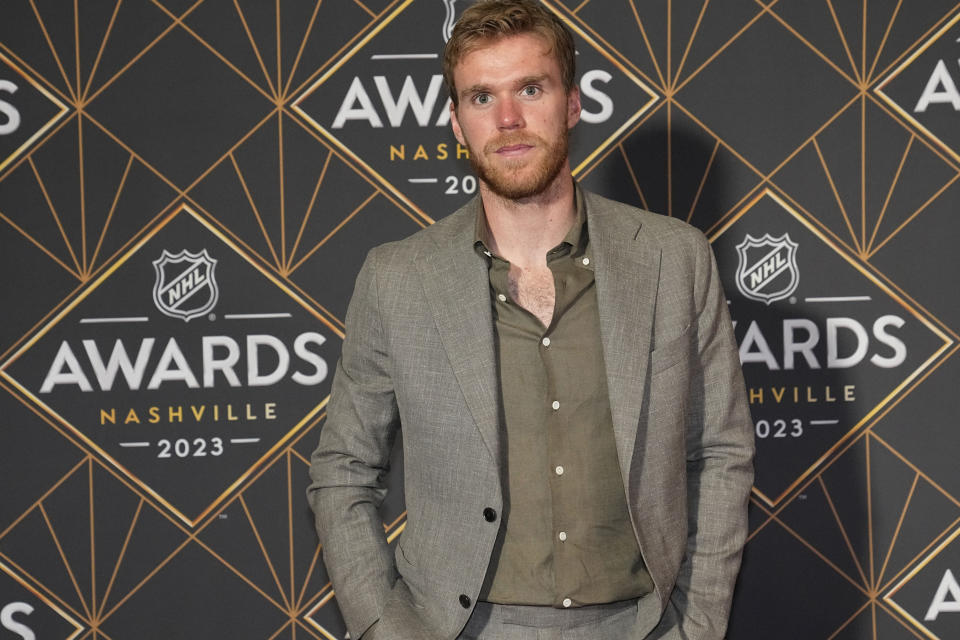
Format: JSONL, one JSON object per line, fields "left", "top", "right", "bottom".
{"left": 308, "top": 189, "right": 754, "bottom": 640}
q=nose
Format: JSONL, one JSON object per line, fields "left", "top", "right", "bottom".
{"left": 496, "top": 97, "right": 524, "bottom": 130}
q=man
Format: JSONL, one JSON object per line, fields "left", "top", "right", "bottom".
{"left": 308, "top": 1, "right": 754, "bottom": 639}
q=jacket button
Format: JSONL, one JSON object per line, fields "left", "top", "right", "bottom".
{"left": 459, "top": 594, "right": 471, "bottom": 608}
{"left": 483, "top": 507, "right": 497, "bottom": 522}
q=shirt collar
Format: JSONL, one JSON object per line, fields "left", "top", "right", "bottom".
{"left": 473, "top": 183, "right": 588, "bottom": 260}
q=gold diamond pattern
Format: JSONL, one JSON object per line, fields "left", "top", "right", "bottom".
{"left": 0, "top": 558, "right": 84, "bottom": 639}
{"left": 875, "top": 8, "right": 960, "bottom": 166}
{"left": 0, "top": 2, "right": 958, "bottom": 638}
{"left": 0, "top": 49, "right": 69, "bottom": 174}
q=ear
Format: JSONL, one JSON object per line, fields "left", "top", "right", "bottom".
{"left": 449, "top": 100, "right": 466, "bottom": 145}
{"left": 566, "top": 85, "right": 581, "bottom": 129}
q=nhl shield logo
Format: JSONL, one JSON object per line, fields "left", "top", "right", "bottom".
{"left": 152, "top": 249, "right": 219, "bottom": 321}
{"left": 735, "top": 234, "right": 799, "bottom": 305}
{"left": 442, "top": 0, "right": 464, "bottom": 41}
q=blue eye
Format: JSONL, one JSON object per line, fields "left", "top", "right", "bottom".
{"left": 474, "top": 93, "right": 491, "bottom": 105}
{"left": 522, "top": 86, "right": 540, "bottom": 96}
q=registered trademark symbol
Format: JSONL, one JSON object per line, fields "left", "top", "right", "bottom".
{"left": 208, "top": 313, "right": 216, "bottom": 321}
{"left": 789, "top": 296, "right": 797, "bottom": 304}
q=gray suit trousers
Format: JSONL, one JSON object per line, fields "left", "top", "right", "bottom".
{"left": 456, "top": 600, "right": 643, "bottom": 640}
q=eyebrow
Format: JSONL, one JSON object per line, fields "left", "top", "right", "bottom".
{"left": 459, "top": 84, "right": 489, "bottom": 100}
{"left": 515, "top": 74, "right": 549, "bottom": 88}
{"left": 459, "top": 74, "right": 551, "bottom": 100}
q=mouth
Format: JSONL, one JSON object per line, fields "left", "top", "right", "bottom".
{"left": 495, "top": 143, "right": 533, "bottom": 155}
{"left": 486, "top": 134, "right": 539, "bottom": 157}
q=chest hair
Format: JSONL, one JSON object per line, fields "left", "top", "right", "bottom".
{"left": 508, "top": 264, "right": 555, "bottom": 328}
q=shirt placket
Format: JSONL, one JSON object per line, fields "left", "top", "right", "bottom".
{"left": 544, "top": 250, "right": 576, "bottom": 608}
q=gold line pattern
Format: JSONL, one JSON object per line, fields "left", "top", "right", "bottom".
{"left": 617, "top": 143, "right": 648, "bottom": 211}
{"left": 231, "top": 151, "right": 283, "bottom": 268}
{"left": 0, "top": 2, "right": 957, "bottom": 638}
{"left": 686, "top": 139, "right": 720, "bottom": 223}
{"left": 289, "top": 149, "right": 333, "bottom": 271}
{"left": 282, "top": 0, "right": 323, "bottom": 98}
{"left": 148, "top": 2, "right": 274, "bottom": 104}
{"left": 28, "top": 154, "right": 83, "bottom": 274}
{"left": 88, "top": 153, "right": 135, "bottom": 271}
{"left": 0, "top": 199, "right": 343, "bottom": 532}
{"left": 811, "top": 136, "right": 862, "bottom": 254}
{"left": 234, "top": 0, "right": 279, "bottom": 98}
{"left": 0, "top": 559, "right": 84, "bottom": 638}
{"left": 353, "top": 0, "right": 377, "bottom": 20}
{"left": 674, "top": 9, "right": 769, "bottom": 94}
{"left": 80, "top": 0, "right": 122, "bottom": 104}
{"left": 287, "top": 453, "right": 295, "bottom": 608}
{"left": 866, "top": 0, "right": 903, "bottom": 84}
{"left": 38, "top": 496, "right": 93, "bottom": 620}
{"left": 278, "top": 105, "right": 287, "bottom": 267}
{"left": 818, "top": 474, "right": 871, "bottom": 587}
{"left": 0, "top": 45, "right": 68, "bottom": 104}
{"left": 871, "top": 2, "right": 960, "bottom": 85}
{"left": 867, "top": 133, "right": 914, "bottom": 254}
{"left": 866, "top": 429, "right": 875, "bottom": 589}
{"left": 83, "top": 7, "right": 182, "bottom": 106}
{"left": 875, "top": 472, "right": 919, "bottom": 589}
{"left": 289, "top": 190, "right": 379, "bottom": 275}
{"left": 672, "top": 0, "right": 711, "bottom": 92}
{"left": 73, "top": 0, "right": 81, "bottom": 100}
{"left": 78, "top": 105, "right": 86, "bottom": 271}
{"left": 572, "top": 0, "right": 593, "bottom": 15}
{"left": 0, "top": 208, "right": 82, "bottom": 279}
{"left": 827, "top": 602, "right": 873, "bottom": 640}
{"left": 861, "top": 94, "right": 867, "bottom": 249}
{"left": 711, "top": 187, "right": 954, "bottom": 505}
{"left": 29, "top": 0, "right": 75, "bottom": 102}
{"left": 87, "top": 459, "right": 96, "bottom": 627}
{"left": 826, "top": 0, "right": 862, "bottom": 84}
{"left": 239, "top": 493, "right": 292, "bottom": 610}
{"left": 867, "top": 173, "right": 960, "bottom": 259}
{"left": 626, "top": 0, "right": 666, "bottom": 89}
{"left": 753, "top": 427, "right": 960, "bottom": 638}
{"left": 95, "top": 498, "right": 144, "bottom": 621}
{"left": 774, "top": 515, "right": 869, "bottom": 595}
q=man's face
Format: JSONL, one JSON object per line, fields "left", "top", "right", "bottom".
{"left": 449, "top": 33, "right": 581, "bottom": 200}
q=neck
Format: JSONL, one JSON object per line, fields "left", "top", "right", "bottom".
{"left": 480, "top": 165, "right": 576, "bottom": 269}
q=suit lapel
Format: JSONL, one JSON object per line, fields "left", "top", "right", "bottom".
{"left": 415, "top": 202, "right": 501, "bottom": 466}
{"left": 413, "top": 191, "right": 661, "bottom": 476}
{"left": 587, "top": 193, "right": 662, "bottom": 483}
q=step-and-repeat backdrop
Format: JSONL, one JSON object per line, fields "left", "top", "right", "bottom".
{"left": 1, "top": 1, "right": 958, "bottom": 638}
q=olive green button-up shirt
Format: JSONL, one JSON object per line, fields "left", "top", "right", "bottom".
{"left": 474, "top": 189, "right": 653, "bottom": 608}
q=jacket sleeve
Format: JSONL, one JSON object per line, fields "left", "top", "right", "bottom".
{"left": 667, "top": 232, "right": 755, "bottom": 639}
{"left": 307, "top": 247, "right": 400, "bottom": 640}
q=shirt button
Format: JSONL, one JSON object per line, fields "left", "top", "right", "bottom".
{"left": 562, "top": 598, "right": 572, "bottom": 608}
{"left": 555, "top": 465, "right": 564, "bottom": 476}
{"left": 542, "top": 337, "right": 551, "bottom": 347}
{"left": 483, "top": 507, "right": 497, "bottom": 522}
{"left": 558, "top": 531, "right": 567, "bottom": 542}
{"left": 459, "top": 594, "right": 472, "bottom": 608}
{"left": 582, "top": 257, "right": 590, "bottom": 266}
{"left": 551, "top": 400, "right": 560, "bottom": 411}
{"left": 497, "top": 293, "right": 507, "bottom": 302}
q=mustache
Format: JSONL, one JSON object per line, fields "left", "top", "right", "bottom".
{"left": 483, "top": 134, "right": 543, "bottom": 154}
